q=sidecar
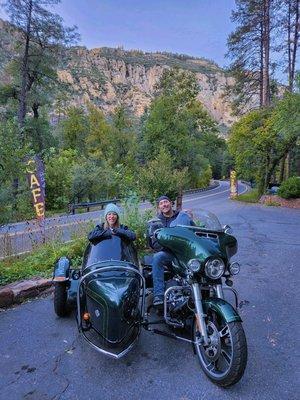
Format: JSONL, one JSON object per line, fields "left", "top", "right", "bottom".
{"left": 53, "top": 236, "right": 145, "bottom": 358}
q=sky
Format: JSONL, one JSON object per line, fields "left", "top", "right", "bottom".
{"left": 0, "top": 0, "right": 237, "bottom": 68}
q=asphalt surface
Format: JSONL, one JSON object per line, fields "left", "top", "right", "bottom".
{"left": 1, "top": 182, "right": 300, "bottom": 400}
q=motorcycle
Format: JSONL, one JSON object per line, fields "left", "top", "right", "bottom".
{"left": 53, "top": 209, "right": 247, "bottom": 387}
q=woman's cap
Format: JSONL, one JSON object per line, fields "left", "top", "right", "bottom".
{"left": 104, "top": 203, "right": 120, "bottom": 218}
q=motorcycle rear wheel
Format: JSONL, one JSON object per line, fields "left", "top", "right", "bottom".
{"left": 193, "top": 311, "right": 247, "bottom": 387}
{"left": 54, "top": 282, "right": 70, "bottom": 317}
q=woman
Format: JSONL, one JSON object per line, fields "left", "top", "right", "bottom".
{"left": 88, "top": 203, "right": 136, "bottom": 245}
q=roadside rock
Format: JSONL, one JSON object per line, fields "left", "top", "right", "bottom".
{"left": 0, "top": 278, "right": 53, "bottom": 308}
{"left": 260, "top": 195, "right": 300, "bottom": 209}
{"left": 0, "top": 287, "right": 14, "bottom": 307}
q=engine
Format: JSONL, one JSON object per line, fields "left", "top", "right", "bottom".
{"left": 164, "top": 284, "right": 193, "bottom": 327}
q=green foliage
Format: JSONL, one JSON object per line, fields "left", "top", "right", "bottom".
{"left": 121, "top": 193, "right": 155, "bottom": 251}
{"left": 138, "top": 148, "right": 189, "bottom": 204}
{"left": 0, "top": 119, "right": 35, "bottom": 223}
{"left": 229, "top": 93, "right": 300, "bottom": 194}
{"left": 0, "top": 237, "right": 87, "bottom": 286}
{"left": 45, "top": 149, "right": 78, "bottom": 209}
{"left": 61, "top": 107, "right": 88, "bottom": 153}
{"left": 141, "top": 69, "right": 219, "bottom": 191}
{"left": 278, "top": 177, "right": 300, "bottom": 199}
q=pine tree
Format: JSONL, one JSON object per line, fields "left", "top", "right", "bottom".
{"left": 226, "top": 0, "right": 276, "bottom": 113}
{"left": 3, "top": 0, "right": 79, "bottom": 142}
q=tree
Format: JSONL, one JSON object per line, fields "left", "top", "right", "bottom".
{"left": 141, "top": 69, "right": 217, "bottom": 192}
{"left": 61, "top": 106, "right": 88, "bottom": 154}
{"left": 45, "top": 148, "right": 78, "bottom": 209}
{"left": 138, "top": 148, "right": 189, "bottom": 204}
{"left": 226, "top": 0, "right": 276, "bottom": 113}
{"left": 3, "top": 0, "right": 78, "bottom": 141}
{"left": 276, "top": 0, "right": 300, "bottom": 92}
{"left": 228, "top": 91, "right": 300, "bottom": 193}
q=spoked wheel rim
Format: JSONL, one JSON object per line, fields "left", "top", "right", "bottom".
{"left": 195, "top": 315, "right": 234, "bottom": 379}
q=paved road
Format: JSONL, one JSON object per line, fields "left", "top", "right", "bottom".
{"left": 1, "top": 183, "right": 299, "bottom": 400}
{"left": 0, "top": 180, "right": 240, "bottom": 258}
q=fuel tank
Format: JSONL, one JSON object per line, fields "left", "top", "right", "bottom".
{"left": 80, "top": 261, "right": 142, "bottom": 356}
{"left": 156, "top": 226, "right": 237, "bottom": 275}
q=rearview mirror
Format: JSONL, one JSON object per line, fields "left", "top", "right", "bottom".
{"left": 223, "top": 224, "right": 233, "bottom": 234}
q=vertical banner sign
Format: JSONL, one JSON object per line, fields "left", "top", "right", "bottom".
{"left": 26, "top": 156, "right": 46, "bottom": 220}
{"left": 230, "top": 170, "right": 238, "bottom": 199}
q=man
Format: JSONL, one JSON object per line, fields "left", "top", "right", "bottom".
{"left": 150, "top": 195, "right": 179, "bottom": 307}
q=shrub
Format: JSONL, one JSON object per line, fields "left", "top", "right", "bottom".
{"left": 121, "top": 192, "right": 154, "bottom": 251}
{"left": 278, "top": 177, "right": 300, "bottom": 199}
{"left": 0, "top": 237, "right": 87, "bottom": 286}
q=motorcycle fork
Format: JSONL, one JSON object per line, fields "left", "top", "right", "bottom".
{"left": 191, "top": 283, "right": 209, "bottom": 346}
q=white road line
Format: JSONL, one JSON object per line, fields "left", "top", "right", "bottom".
{"left": 183, "top": 187, "right": 230, "bottom": 202}
{"left": 183, "top": 182, "right": 248, "bottom": 203}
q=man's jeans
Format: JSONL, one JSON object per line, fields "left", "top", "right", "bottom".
{"left": 152, "top": 251, "right": 174, "bottom": 297}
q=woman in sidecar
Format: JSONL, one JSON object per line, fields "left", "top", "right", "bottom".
{"left": 53, "top": 204, "right": 144, "bottom": 358}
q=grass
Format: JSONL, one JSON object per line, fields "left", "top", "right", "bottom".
{"left": 0, "top": 237, "right": 87, "bottom": 286}
{"left": 234, "top": 189, "right": 260, "bottom": 203}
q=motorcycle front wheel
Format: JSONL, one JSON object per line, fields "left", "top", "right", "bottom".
{"left": 193, "top": 310, "right": 247, "bottom": 387}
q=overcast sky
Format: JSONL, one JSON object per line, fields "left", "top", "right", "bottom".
{"left": 0, "top": 0, "right": 236, "bottom": 68}
{"left": 1, "top": 0, "right": 295, "bottom": 82}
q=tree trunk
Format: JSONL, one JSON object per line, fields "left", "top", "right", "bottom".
{"left": 176, "top": 189, "right": 183, "bottom": 211}
{"left": 279, "top": 157, "right": 285, "bottom": 183}
{"left": 262, "top": 0, "right": 271, "bottom": 107}
{"left": 32, "top": 102, "right": 39, "bottom": 119}
{"left": 260, "top": 21, "right": 264, "bottom": 107}
{"left": 18, "top": 0, "right": 33, "bottom": 142}
{"left": 284, "top": 152, "right": 291, "bottom": 180}
{"left": 290, "top": 0, "right": 299, "bottom": 92}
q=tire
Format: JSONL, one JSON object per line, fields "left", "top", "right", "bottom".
{"left": 54, "top": 282, "right": 70, "bottom": 317}
{"left": 193, "top": 311, "right": 247, "bottom": 387}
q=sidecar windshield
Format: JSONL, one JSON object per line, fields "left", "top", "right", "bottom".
{"left": 179, "top": 208, "right": 223, "bottom": 231}
{"left": 82, "top": 235, "right": 138, "bottom": 269}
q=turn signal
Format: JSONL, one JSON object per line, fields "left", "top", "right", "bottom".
{"left": 83, "top": 312, "right": 90, "bottom": 321}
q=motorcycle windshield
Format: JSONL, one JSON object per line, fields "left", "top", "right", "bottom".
{"left": 83, "top": 236, "right": 138, "bottom": 269}
{"left": 179, "top": 208, "right": 223, "bottom": 232}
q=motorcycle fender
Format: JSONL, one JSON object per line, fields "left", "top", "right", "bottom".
{"left": 53, "top": 257, "right": 70, "bottom": 282}
{"left": 202, "top": 298, "right": 242, "bottom": 323}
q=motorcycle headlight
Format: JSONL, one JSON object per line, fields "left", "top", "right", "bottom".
{"left": 205, "top": 258, "right": 225, "bottom": 279}
{"left": 229, "top": 261, "right": 240, "bottom": 275}
{"left": 187, "top": 259, "right": 201, "bottom": 273}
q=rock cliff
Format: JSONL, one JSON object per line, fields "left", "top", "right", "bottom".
{"left": 58, "top": 47, "right": 237, "bottom": 130}
{"left": 0, "top": 18, "right": 237, "bottom": 131}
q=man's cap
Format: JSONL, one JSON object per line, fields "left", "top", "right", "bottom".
{"left": 104, "top": 203, "right": 120, "bottom": 218}
{"left": 157, "top": 195, "right": 171, "bottom": 204}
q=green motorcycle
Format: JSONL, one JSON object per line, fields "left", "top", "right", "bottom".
{"left": 53, "top": 209, "right": 247, "bottom": 388}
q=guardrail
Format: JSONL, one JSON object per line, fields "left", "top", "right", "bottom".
{"left": 183, "top": 181, "right": 219, "bottom": 195}
{"left": 68, "top": 199, "right": 120, "bottom": 215}
{"left": 68, "top": 182, "right": 220, "bottom": 214}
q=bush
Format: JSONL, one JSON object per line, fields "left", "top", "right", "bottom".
{"left": 0, "top": 237, "right": 87, "bottom": 286}
{"left": 121, "top": 192, "right": 154, "bottom": 251}
{"left": 278, "top": 177, "right": 300, "bottom": 199}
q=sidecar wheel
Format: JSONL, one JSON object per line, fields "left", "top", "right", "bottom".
{"left": 193, "top": 314, "right": 247, "bottom": 387}
{"left": 54, "top": 282, "right": 70, "bottom": 317}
